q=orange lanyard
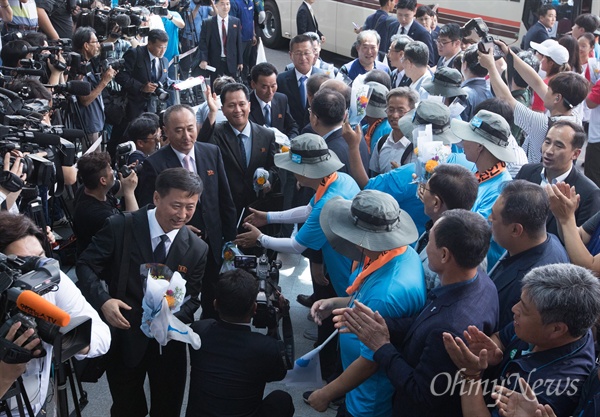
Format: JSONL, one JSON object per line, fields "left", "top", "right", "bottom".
{"left": 346, "top": 247, "right": 407, "bottom": 295}
{"left": 314, "top": 172, "right": 338, "bottom": 204}
{"left": 476, "top": 161, "right": 506, "bottom": 184}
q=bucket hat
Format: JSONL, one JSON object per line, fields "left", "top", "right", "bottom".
{"left": 274, "top": 133, "right": 344, "bottom": 178}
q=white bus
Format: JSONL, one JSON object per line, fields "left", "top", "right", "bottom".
{"left": 260, "top": 0, "right": 600, "bottom": 56}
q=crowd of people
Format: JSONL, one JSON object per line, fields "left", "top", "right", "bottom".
{"left": 3, "top": 0, "right": 600, "bottom": 416}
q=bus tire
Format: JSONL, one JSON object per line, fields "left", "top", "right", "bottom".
{"left": 261, "top": 0, "right": 286, "bottom": 49}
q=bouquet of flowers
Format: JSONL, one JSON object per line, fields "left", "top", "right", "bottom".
{"left": 413, "top": 140, "right": 452, "bottom": 185}
{"left": 253, "top": 167, "right": 270, "bottom": 195}
{"left": 140, "top": 263, "right": 201, "bottom": 349}
{"left": 347, "top": 74, "right": 373, "bottom": 127}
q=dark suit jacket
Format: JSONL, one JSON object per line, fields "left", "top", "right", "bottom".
{"left": 521, "top": 21, "right": 550, "bottom": 50}
{"left": 249, "top": 91, "right": 299, "bottom": 139}
{"left": 374, "top": 272, "right": 499, "bottom": 417}
{"left": 296, "top": 1, "right": 322, "bottom": 37}
{"left": 208, "top": 121, "right": 278, "bottom": 218}
{"left": 387, "top": 18, "right": 435, "bottom": 66}
{"left": 136, "top": 143, "right": 238, "bottom": 262}
{"left": 276, "top": 66, "right": 323, "bottom": 130}
{"left": 515, "top": 163, "right": 600, "bottom": 236}
{"left": 76, "top": 206, "right": 208, "bottom": 365}
{"left": 197, "top": 15, "right": 243, "bottom": 75}
{"left": 186, "top": 319, "right": 287, "bottom": 417}
{"left": 491, "top": 234, "right": 568, "bottom": 329}
{"left": 324, "top": 127, "right": 370, "bottom": 175}
{"left": 115, "top": 45, "right": 169, "bottom": 119}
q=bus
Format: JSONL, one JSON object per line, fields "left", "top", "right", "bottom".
{"left": 260, "top": 0, "right": 600, "bottom": 57}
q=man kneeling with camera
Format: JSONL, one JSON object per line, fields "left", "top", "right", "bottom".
{"left": 186, "top": 268, "right": 294, "bottom": 417}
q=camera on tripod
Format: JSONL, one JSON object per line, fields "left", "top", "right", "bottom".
{"left": 0, "top": 253, "right": 92, "bottom": 365}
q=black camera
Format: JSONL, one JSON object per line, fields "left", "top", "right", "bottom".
{"left": 102, "top": 57, "right": 125, "bottom": 72}
{"left": 0, "top": 253, "right": 92, "bottom": 365}
{"left": 460, "top": 18, "right": 504, "bottom": 58}
{"left": 154, "top": 82, "right": 170, "bottom": 101}
{"left": 192, "top": 0, "right": 212, "bottom": 5}
{"left": 151, "top": 5, "right": 169, "bottom": 16}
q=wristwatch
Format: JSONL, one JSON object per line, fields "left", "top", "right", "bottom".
{"left": 256, "top": 235, "right": 263, "bottom": 248}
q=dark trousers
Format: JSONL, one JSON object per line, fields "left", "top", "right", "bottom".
{"left": 257, "top": 390, "right": 295, "bottom": 417}
{"left": 200, "top": 251, "right": 222, "bottom": 320}
{"left": 241, "top": 40, "right": 253, "bottom": 82}
{"left": 585, "top": 142, "right": 600, "bottom": 187}
{"left": 106, "top": 339, "right": 187, "bottom": 417}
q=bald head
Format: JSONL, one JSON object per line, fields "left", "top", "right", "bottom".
{"left": 320, "top": 79, "right": 351, "bottom": 109}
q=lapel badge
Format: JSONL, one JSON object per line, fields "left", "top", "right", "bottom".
{"left": 233, "top": 24, "right": 237, "bottom": 28}
{"left": 278, "top": 114, "right": 283, "bottom": 119}
{"left": 178, "top": 265, "right": 188, "bottom": 274}
{"left": 261, "top": 147, "right": 266, "bottom": 153}
{"left": 207, "top": 169, "right": 214, "bottom": 176}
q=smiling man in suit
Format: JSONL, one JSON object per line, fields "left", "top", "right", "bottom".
{"left": 77, "top": 168, "right": 208, "bottom": 417}
{"left": 249, "top": 62, "right": 299, "bottom": 139}
{"left": 208, "top": 82, "right": 279, "bottom": 219}
{"left": 197, "top": 0, "right": 243, "bottom": 79}
{"left": 276, "top": 34, "right": 323, "bottom": 131}
{"left": 136, "top": 104, "right": 237, "bottom": 320}
{"left": 388, "top": 0, "right": 435, "bottom": 66}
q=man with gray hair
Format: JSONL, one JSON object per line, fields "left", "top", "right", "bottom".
{"left": 402, "top": 41, "right": 432, "bottom": 100}
{"left": 388, "top": 34, "right": 414, "bottom": 88}
{"left": 340, "top": 30, "right": 390, "bottom": 81}
{"left": 444, "top": 263, "right": 600, "bottom": 417}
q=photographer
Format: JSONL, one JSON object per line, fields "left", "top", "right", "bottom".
{"left": 72, "top": 151, "right": 138, "bottom": 256}
{"left": 0, "top": 152, "right": 25, "bottom": 213}
{"left": 0, "top": 211, "right": 111, "bottom": 415}
{"left": 186, "top": 268, "right": 293, "bottom": 417}
{"left": 123, "top": 115, "right": 160, "bottom": 165}
{"left": 0, "top": 321, "right": 42, "bottom": 398}
{"left": 72, "top": 26, "right": 118, "bottom": 150}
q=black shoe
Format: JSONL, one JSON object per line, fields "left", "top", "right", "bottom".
{"left": 302, "top": 391, "right": 312, "bottom": 404}
{"left": 297, "top": 293, "right": 316, "bottom": 308}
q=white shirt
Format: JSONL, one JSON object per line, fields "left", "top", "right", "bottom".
{"left": 540, "top": 165, "right": 574, "bottom": 186}
{"left": 369, "top": 133, "right": 413, "bottom": 173}
{"left": 397, "top": 19, "right": 413, "bottom": 35}
{"left": 410, "top": 71, "right": 432, "bottom": 101}
{"left": 147, "top": 50, "right": 161, "bottom": 80}
{"left": 218, "top": 15, "right": 229, "bottom": 57}
{"left": 172, "top": 148, "right": 198, "bottom": 174}
{"left": 147, "top": 208, "right": 181, "bottom": 255}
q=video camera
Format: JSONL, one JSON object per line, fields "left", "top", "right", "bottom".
{"left": 77, "top": 2, "right": 146, "bottom": 41}
{"left": 0, "top": 253, "right": 92, "bottom": 365}
{"left": 114, "top": 141, "right": 140, "bottom": 178}
{"left": 460, "top": 18, "right": 504, "bottom": 59}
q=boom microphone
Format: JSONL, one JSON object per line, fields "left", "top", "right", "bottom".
{"left": 11, "top": 289, "right": 71, "bottom": 327}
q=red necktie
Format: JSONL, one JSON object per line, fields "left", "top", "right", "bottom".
{"left": 222, "top": 18, "right": 227, "bottom": 56}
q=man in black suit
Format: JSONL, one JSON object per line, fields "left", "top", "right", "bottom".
{"left": 77, "top": 168, "right": 209, "bottom": 417}
{"left": 276, "top": 34, "right": 323, "bottom": 131}
{"left": 196, "top": 0, "right": 243, "bottom": 79}
{"left": 521, "top": 3, "right": 556, "bottom": 50}
{"left": 136, "top": 104, "right": 237, "bottom": 320}
{"left": 207, "top": 83, "right": 279, "bottom": 220}
{"left": 111, "top": 29, "right": 171, "bottom": 155}
{"left": 516, "top": 121, "right": 600, "bottom": 237}
{"left": 186, "top": 269, "right": 293, "bottom": 417}
{"left": 388, "top": 0, "right": 435, "bottom": 66}
{"left": 249, "top": 62, "right": 299, "bottom": 139}
{"left": 296, "top": 0, "right": 324, "bottom": 42}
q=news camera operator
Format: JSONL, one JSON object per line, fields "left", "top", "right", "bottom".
{"left": 72, "top": 26, "right": 118, "bottom": 150}
{"left": 0, "top": 151, "right": 25, "bottom": 213}
{"left": 186, "top": 268, "right": 293, "bottom": 417}
{"left": 0, "top": 211, "right": 111, "bottom": 415}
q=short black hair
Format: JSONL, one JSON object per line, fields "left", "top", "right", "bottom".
{"left": 547, "top": 72, "right": 590, "bottom": 110}
{"left": 213, "top": 76, "right": 236, "bottom": 95}
{"left": 438, "top": 23, "right": 460, "bottom": 41}
{"left": 155, "top": 168, "right": 203, "bottom": 198}
{"left": 311, "top": 88, "right": 346, "bottom": 126}
{"left": 23, "top": 32, "right": 47, "bottom": 47}
{"left": 475, "top": 98, "right": 514, "bottom": 126}
{"left": 549, "top": 120, "right": 587, "bottom": 149}
{"left": 6, "top": 77, "right": 52, "bottom": 101}
{"left": 307, "top": 73, "right": 330, "bottom": 96}
{"left": 364, "top": 69, "right": 391, "bottom": 90}
{"left": 73, "top": 26, "right": 96, "bottom": 52}
{"left": 404, "top": 41, "right": 429, "bottom": 67}
{"left": 126, "top": 116, "right": 159, "bottom": 142}
{"left": 463, "top": 45, "right": 488, "bottom": 77}
{"left": 574, "top": 13, "right": 599, "bottom": 33}
{"left": 434, "top": 209, "right": 491, "bottom": 268}
{"left": 499, "top": 180, "right": 549, "bottom": 239}
{"left": 378, "top": 0, "right": 391, "bottom": 7}
{"left": 148, "top": 29, "right": 169, "bottom": 44}
{"left": 77, "top": 151, "right": 112, "bottom": 190}
{"left": 537, "top": 4, "right": 556, "bottom": 17}
{"left": 220, "top": 82, "right": 250, "bottom": 104}
{"left": 397, "top": 0, "right": 417, "bottom": 10}
{"left": 0, "top": 212, "right": 45, "bottom": 254}
{"left": 1, "top": 40, "right": 31, "bottom": 68}
{"left": 289, "top": 34, "right": 313, "bottom": 51}
{"left": 428, "top": 164, "right": 478, "bottom": 211}
{"left": 415, "top": 5, "right": 432, "bottom": 18}
{"left": 251, "top": 62, "right": 278, "bottom": 83}
{"left": 215, "top": 269, "right": 259, "bottom": 320}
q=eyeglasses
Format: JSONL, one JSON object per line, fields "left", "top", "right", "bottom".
{"left": 292, "top": 51, "right": 314, "bottom": 58}
{"left": 386, "top": 107, "right": 409, "bottom": 116}
{"left": 88, "top": 40, "right": 100, "bottom": 44}
{"left": 436, "top": 39, "right": 454, "bottom": 46}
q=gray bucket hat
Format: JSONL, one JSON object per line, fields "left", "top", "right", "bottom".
{"left": 451, "top": 110, "right": 517, "bottom": 163}
{"left": 422, "top": 67, "right": 467, "bottom": 98}
{"left": 412, "top": 101, "right": 460, "bottom": 145}
{"left": 274, "top": 133, "right": 344, "bottom": 178}
{"left": 397, "top": 109, "right": 416, "bottom": 140}
{"left": 365, "top": 81, "right": 389, "bottom": 119}
{"left": 319, "top": 190, "right": 418, "bottom": 261}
